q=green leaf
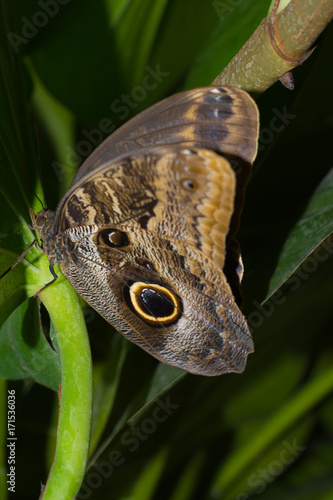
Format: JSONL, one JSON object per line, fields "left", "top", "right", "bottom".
{"left": 125, "top": 447, "right": 169, "bottom": 500}
{"left": 0, "top": 299, "right": 61, "bottom": 390}
{"left": 212, "top": 362, "right": 333, "bottom": 497}
{"left": 88, "top": 362, "right": 184, "bottom": 468}
{"left": 25, "top": 0, "right": 171, "bottom": 126}
{"left": 168, "top": 451, "right": 206, "bottom": 500}
{"left": 90, "top": 334, "right": 129, "bottom": 454}
{"left": 268, "top": 167, "right": 333, "bottom": 297}
{"left": 184, "top": 0, "right": 269, "bottom": 88}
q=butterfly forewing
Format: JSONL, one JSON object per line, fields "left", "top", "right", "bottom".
{"left": 59, "top": 147, "right": 234, "bottom": 269}
{"left": 71, "top": 86, "right": 258, "bottom": 183}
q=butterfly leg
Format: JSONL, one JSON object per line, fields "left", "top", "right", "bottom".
{"left": 34, "top": 263, "right": 59, "bottom": 297}
{"left": 0, "top": 239, "right": 39, "bottom": 280}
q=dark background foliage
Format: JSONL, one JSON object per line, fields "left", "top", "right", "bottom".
{"left": 1, "top": 0, "right": 333, "bottom": 499}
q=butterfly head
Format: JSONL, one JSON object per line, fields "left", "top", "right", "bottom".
{"left": 30, "top": 208, "right": 76, "bottom": 266}
{"left": 29, "top": 207, "right": 56, "bottom": 241}
{"left": 30, "top": 207, "right": 51, "bottom": 228}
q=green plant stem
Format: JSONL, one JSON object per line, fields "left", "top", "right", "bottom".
{"left": 213, "top": 0, "right": 333, "bottom": 94}
{"left": 212, "top": 361, "right": 333, "bottom": 493}
{"left": 36, "top": 256, "right": 92, "bottom": 500}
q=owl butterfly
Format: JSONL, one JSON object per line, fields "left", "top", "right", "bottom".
{"left": 10, "top": 86, "right": 259, "bottom": 376}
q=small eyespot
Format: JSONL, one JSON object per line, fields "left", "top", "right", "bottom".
{"left": 125, "top": 282, "right": 182, "bottom": 326}
{"left": 181, "top": 178, "right": 198, "bottom": 191}
{"left": 208, "top": 89, "right": 224, "bottom": 101}
{"left": 138, "top": 259, "right": 156, "bottom": 272}
{"left": 207, "top": 87, "right": 233, "bottom": 103}
{"left": 98, "top": 229, "right": 129, "bottom": 248}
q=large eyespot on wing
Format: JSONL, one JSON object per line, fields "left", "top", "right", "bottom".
{"left": 72, "top": 86, "right": 259, "bottom": 183}
{"left": 59, "top": 213, "right": 254, "bottom": 376}
{"left": 119, "top": 268, "right": 253, "bottom": 376}
{"left": 123, "top": 282, "right": 182, "bottom": 326}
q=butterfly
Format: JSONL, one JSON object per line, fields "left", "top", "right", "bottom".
{"left": 7, "top": 86, "right": 259, "bottom": 376}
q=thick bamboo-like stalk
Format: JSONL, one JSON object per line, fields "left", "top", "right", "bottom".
{"left": 213, "top": 0, "right": 333, "bottom": 94}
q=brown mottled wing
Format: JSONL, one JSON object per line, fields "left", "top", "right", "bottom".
{"left": 58, "top": 147, "right": 234, "bottom": 271}
{"left": 72, "top": 86, "right": 259, "bottom": 184}
{"left": 58, "top": 147, "right": 253, "bottom": 375}
{"left": 69, "top": 86, "right": 259, "bottom": 305}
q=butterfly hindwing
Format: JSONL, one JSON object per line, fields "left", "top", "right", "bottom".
{"left": 58, "top": 146, "right": 254, "bottom": 375}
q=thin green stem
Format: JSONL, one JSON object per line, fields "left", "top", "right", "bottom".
{"left": 36, "top": 256, "right": 92, "bottom": 500}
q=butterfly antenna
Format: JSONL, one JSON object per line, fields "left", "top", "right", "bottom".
{"left": 34, "top": 124, "right": 47, "bottom": 209}
{"left": 20, "top": 160, "right": 45, "bottom": 210}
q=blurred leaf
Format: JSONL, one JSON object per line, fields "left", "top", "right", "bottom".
{"left": 88, "top": 363, "right": 184, "bottom": 467}
{"left": 168, "top": 451, "right": 206, "bottom": 500}
{"left": 126, "top": 447, "right": 168, "bottom": 500}
{"left": 0, "top": 299, "right": 61, "bottom": 390}
{"left": 184, "top": 1, "right": 269, "bottom": 88}
{"left": 24, "top": 0, "right": 171, "bottom": 125}
{"left": 221, "top": 420, "right": 313, "bottom": 500}
{"left": 28, "top": 59, "right": 77, "bottom": 192}
{"left": 268, "top": 166, "right": 333, "bottom": 297}
{"left": 90, "top": 334, "right": 129, "bottom": 453}
{"left": 105, "top": 0, "right": 169, "bottom": 83}
{"left": 212, "top": 357, "right": 333, "bottom": 497}
{"left": 0, "top": 5, "right": 39, "bottom": 215}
